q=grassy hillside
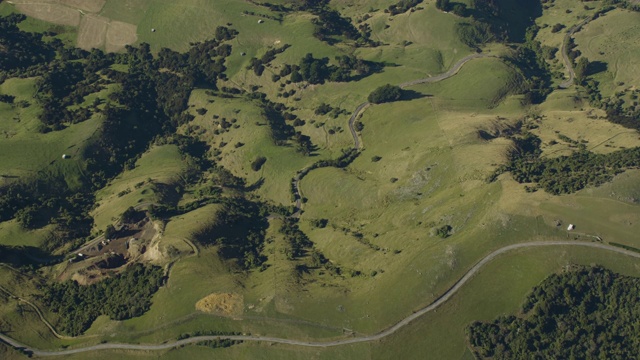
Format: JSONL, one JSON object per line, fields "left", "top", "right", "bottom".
{"left": 573, "top": 9, "right": 640, "bottom": 97}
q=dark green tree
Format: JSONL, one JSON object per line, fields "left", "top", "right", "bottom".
{"left": 104, "top": 224, "right": 116, "bottom": 239}
{"left": 436, "top": 0, "right": 450, "bottom": 11}
{"left": 368, "top": 84, "right": 403, "bottom": 104}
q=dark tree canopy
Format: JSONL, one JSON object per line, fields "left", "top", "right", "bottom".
{"left": 42, "top": 264, "right": 165, "bottom": 336}
{"left": 368, "top": 84, "right": 403, "bottom": 104}
{"left": 468, "top": 266, "right": 640, "bottom": 359}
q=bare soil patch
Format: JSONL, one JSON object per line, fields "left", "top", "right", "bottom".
{"left": 77, "top": 14, "right": 107, "bottom": 50}
{"left": 14, "top": 2, "right": 80, "bottom": 26}
{"left": 196, "top": 293, "right": 244, "bottom": 318}
{"left": 106, "top": 20, "right": 137, "bottom": 52}
{"left": 59, "top": 0, "right": 105, "bottom": 13}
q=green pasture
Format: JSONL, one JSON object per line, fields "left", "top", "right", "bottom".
{"left": 409, "top": 57, "right": 523, "bottom": 109}
{"left": 186, "top": 91, "right": 324, "bottom": 206}
{"left": 91, "top": 144, "right": 185, "bottom": 231}
{"left": 0, "top": 78, "right": 99, "bottom": 190}
{"left": 0, "top": 220, "right": 53, "bottom": 248}
{"left": 573, "top": 8, "right": 640, "bottom": 97}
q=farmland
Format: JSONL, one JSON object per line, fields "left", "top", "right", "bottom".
{"left": 1, "top": 0, "right": 640, "bottom": 359}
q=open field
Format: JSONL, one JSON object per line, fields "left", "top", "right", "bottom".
{"left": 77, "top": 14, "right": 107, "bottom": 50}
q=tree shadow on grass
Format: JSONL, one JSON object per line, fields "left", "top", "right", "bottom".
{"left": 587, "top": 61, "right": 608, "bottom": 76}
{"left": 399, "top": 89, "right": 430, "bottom": 102}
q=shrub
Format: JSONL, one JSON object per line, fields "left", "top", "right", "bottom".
{"left": 251, "top": 156, "right": 267, "bottom": 171}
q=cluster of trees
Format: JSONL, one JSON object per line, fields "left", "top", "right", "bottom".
{"left": 191, "top": 197, "right": 269, "bottom": 269}
{"left": 386, "top": 0, "right": 423, "bottom": 15}
{"left": 279, "top": 218, "right": 313, "bottom": 259}
{"left": 282, "top": 53, "right": 381, "bottom": 85}
{"left": 41, "top": 264, "right": 165, "bottom": 336}
{"left": 456, "top": 21, "right": 496, "bottom": 48}
{"left": 368, "top": 84, "right": 403, "bottom": 104}
{"left": 248, "top": 44, "right": 290, "bottom": 76}
{"left": 0, "top": 14, "right": 56, "bottom": 72}
{"left": 502, "top": 25, "right": 552, "bottom": 104}
{"left": 436, "top": 0, "right": 470, "bottom": 16}
{"left": 495, "top": 132, "right": 640, "bottom": 194}
{"left": 306, "top": 2, "right": 379, "bottom": 46}
{"left": 249, "top": 92, "right": 316, "bottom": 154}
{"left": 575, "top": 63, "right": 640, "bottom": 132}
{"left": 0, "top": 175, "right": 94, "bottom": 245}
{"left": 468, "top": 266, "right": 640, "bottom": 359}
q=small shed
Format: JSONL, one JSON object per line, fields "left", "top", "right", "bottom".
{"left": 567, "top": 224, "right": 575, "bottom": 231}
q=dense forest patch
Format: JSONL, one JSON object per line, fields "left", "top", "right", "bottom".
{"left": 468, "top": 266, "right": 640, "bottom": 359}
{"left": 41, "top": 264, "right": 165, "bottom": 336}
{"left": 492, "top": 131, "right": 640, "bottom": 195}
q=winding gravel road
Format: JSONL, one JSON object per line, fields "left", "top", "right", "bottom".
{"left": 559, "top": 18, "right": 592, "bottom": 89}
{"left": 292, "top": 53, "right": 491, "bottom": 214}
{"left": 1, "top": 241, "right": 638, "bottom": 356}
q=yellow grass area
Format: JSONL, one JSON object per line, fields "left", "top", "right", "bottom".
{"left": 105, "top": 20, "right": 138, "bottom": 52}
{"left": 77, "top": 14, "right": 108, "bottom": 50}
{"left": 195, "top": 292, "right": 244, "bottom": 318}
{"left": 14, "top": 2, "right": 80, "bottom": 26}
{"left": 10, "top": 0, "right": 136, "bottom": 51}
{"left": 59, "top": 0, "right": 106, "bottom": 13}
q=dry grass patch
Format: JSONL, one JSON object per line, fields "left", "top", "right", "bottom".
{"left": 106, "top": 20, "right": 137, "bottom": 52}
{"left": 195, "top": 292, "right": 244, "bottom": 318}
{"left": 14, "top": 2, "right": 80, "bottom": 26}
{"left": 59, "top": 0, "right": 106, "bottom": 13}
{"left": 77, "top": 14, "right": 107, "bottom": 50}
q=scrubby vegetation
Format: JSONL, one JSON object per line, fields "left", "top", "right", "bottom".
{"left": 468, "top": 266, "right": 640, "bottom": 359}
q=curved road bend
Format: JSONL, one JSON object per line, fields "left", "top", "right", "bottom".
{"left": 2, "top": 241, "right": 639, "bottom": 356}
